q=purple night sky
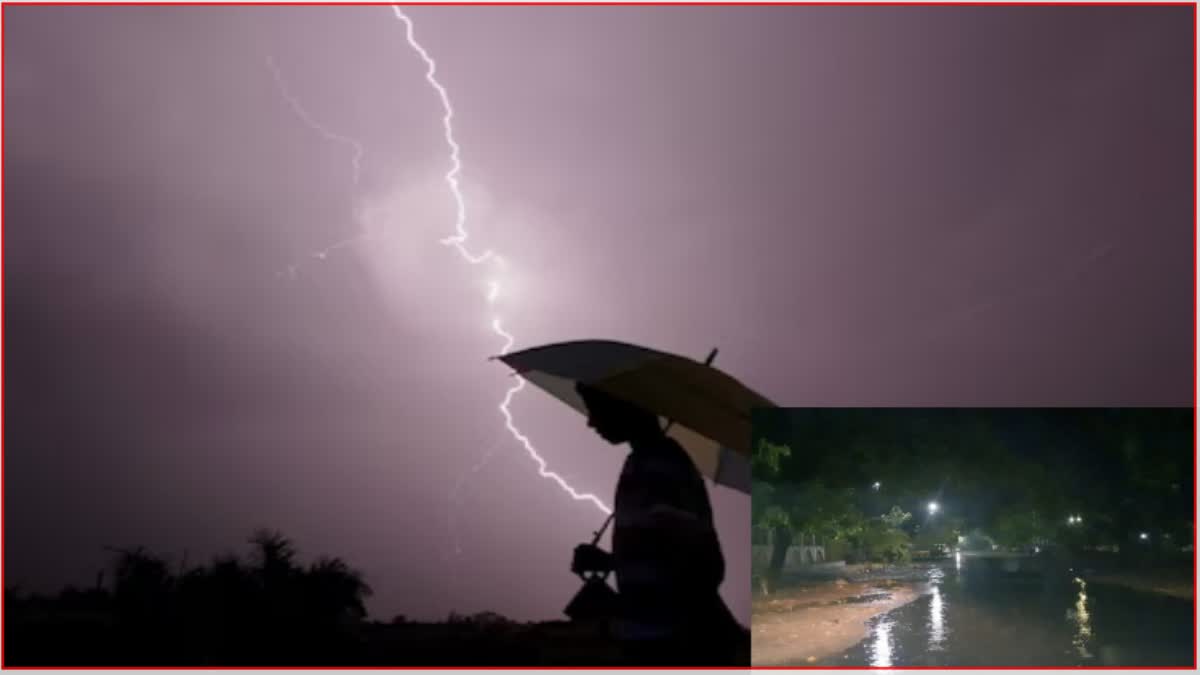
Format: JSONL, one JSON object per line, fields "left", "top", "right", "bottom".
{"left": 4, "top": 5, "right": 1193, "bottom": 624}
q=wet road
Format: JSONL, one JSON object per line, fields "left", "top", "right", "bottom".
{"left": 822, "top": 556, "right": 1194, "bottom": 667}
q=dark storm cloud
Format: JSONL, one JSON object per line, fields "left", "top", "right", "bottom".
{"left": 4, "top": 5, "right": 1193, "bottom": 624}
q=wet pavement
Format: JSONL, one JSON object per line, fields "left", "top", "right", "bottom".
{"left": 821, "top": 556, "right": 1194, "bottom": 667}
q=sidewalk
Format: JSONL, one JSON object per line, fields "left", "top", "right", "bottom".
{"left": 750, "top": 577, "right": 921, "bottom": 666}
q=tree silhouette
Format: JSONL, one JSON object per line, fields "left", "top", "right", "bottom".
{"left": 6, "top": 528, "right": 632, "bottom": 666}
{"left": 111, "top": 548, "right": 172, "bottom": 624}
{"left": 8, "top": 530, "right": 381, "bottom": 665}
{"left": 304, "top": 556, "right": 373, "bottom": 624}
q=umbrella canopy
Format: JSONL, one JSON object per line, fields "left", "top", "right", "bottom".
{"left": 495, "top": 340, "right": 775, "bottom": 494}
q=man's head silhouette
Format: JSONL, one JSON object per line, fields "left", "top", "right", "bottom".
{"left": 576, "top": 383, "right": 662, "bottom": 445}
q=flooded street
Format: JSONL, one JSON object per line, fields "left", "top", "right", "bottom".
{"left": 822, "top": 556, "right": 1195, "bottom": 667}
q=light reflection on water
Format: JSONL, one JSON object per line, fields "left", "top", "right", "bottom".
{"left": 870, "top": 617, "right": 895, "bottom": 667}
{"left": 1071, "top": 577, "right": 1094, "bottom": 660}
{"left": 928, "top": 570, "right": 946, "bottom": 650}
{"left": 827, "top": 558, "right": 1192, "bottom": 667}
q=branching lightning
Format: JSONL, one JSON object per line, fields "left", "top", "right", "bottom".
{"left": 391, "top": 7, "right": 612, "bottom": 518}
{"left": 270, "top": 12, "right": 611, "bottom": 558}
{"left": 446, "top": 436, "right": 506, "bottom": 556}
{"left": 268, "top": 55, "right": 376, "bottom": 280}
{"left": 267, "top": 55, "right": 365, "bottom": 185}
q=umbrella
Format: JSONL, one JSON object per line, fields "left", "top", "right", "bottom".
{"left": 494, "top": 339, "right": 775, "bottom": 494}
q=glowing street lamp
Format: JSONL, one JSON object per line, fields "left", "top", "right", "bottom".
{"left": 872, "top": 481, "right": 882, "bottom": 491}
{"left": 928, "top": 501, "right": 940, "bottom": 514}
{"left": 1139, "top": 532, "right": 1150, "bottom": 541}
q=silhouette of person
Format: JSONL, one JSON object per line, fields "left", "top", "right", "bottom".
{"left": 570, "top": 382, "right": 747, "bottom": 666}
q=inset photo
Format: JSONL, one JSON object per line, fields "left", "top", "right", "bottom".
{"left": 751, "top": 408, "right": 1194, "bottom": 667}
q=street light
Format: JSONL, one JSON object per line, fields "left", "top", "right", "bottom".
{"left": 928, "top": 501, "right": 940, "bottom": 514}
{"left": 872, "top": 481, "right": 881, "bottom": 491}
{"left": 1139, "top": 532, "right": 1150, "bottom": 541}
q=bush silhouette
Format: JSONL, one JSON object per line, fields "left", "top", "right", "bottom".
{"left": 6, "top": 530, "right": 374, "bottom": 666}
{"left": 5, "top": 529, "right": 637, "bottom": 666}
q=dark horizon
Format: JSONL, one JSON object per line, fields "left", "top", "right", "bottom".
{"left": 753, "top": 407, "right": 1196, "bottom": 538}
{"left": 4, "top": 4, "right": 1194, "bottom": 626}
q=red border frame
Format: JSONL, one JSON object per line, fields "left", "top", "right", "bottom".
{"left": 0, "top": 1, "right": 1195, "bottom": 670}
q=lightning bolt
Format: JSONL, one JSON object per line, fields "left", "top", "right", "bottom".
{"left": 445, "top": 435, "right": 506, "bottom": 556}
{"left": 267, "top": 55, "right": 365, "bottom": 185}
{"left": 392, "top": 7, "right": 612, "bottom": 519}
{"left": 267, "top": 55, "right": 377, "bottom": 280}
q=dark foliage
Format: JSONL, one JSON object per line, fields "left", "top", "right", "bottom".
{"left": 6, "top": 531, "right": 372, "bottom": 666}
{"left": 5, "top": 530, "right": 715, "bottom": 666}
{"left": 754, "top": 408, "right": 1195, "bottom": 558}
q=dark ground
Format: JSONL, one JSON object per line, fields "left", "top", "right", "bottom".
{"left": 5, "top": 605, "right": 750, "bottom": 667}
